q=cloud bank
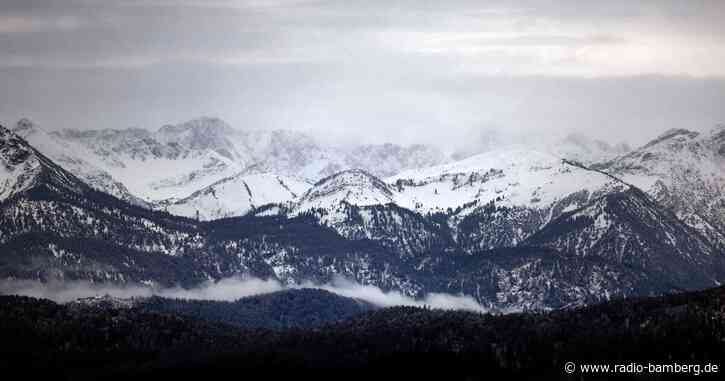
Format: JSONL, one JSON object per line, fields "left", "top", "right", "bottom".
{"left": 0, "top": 277, "right": 279, "bottom": 303}
{"left": 2, "top": 1, "right": 725, "bottom": 150}
{"left": 305, "top": 276, "right": 486, "bottom": 312}
{"left": 0, "top": 275, "right": 487, "bottom": 312}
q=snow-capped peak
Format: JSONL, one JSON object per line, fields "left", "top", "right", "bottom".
{"left": 0, "top": 124, "right": 87, "bottom": 202}
{"left": 643, "top": 128, "right": 700, "bottom": 150}
{"left": 12, "top": 118, "right": 37, "bottom": 135}
{"left": 156, "top": 117, "right": 239, "bottom": 160}
{"left": 0, "top": 124, "right": 42, "bottom": 201}
{"left": 295, "top": 169, "right": 396, "bottom": 212}
{"left": 711, "top": 124, "right": 725, "bottom": 135}
{"left": 157, "top": 116, "right": 233, "bottom": 136}
{"left": 550, "top": 133, "right": 631, "bottom": 165}
{"left": 595, "top": 124, "right": 725, "bottom": 240}
{"left": 10, "top": 120, "right": 148, "bottom": 206}
{"left": 708, "top": 124, "right": 725, "bottom": 149}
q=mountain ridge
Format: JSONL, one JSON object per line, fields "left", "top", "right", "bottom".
{"left": 593, "top": 124, "right": 725, "bottom": 245}
{"left": 1, "top": 120, "right": 724, "bottom": 311}
{"left": 36, "top": 117, "right": 450, "bottom": 203}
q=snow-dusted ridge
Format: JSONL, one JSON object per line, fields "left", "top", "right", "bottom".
{"left": 9, "top": 119, "right": 147, "bottom": 206}
{"left": 50, "top": 122, "right": 244, "bottom": 202}
{"left": 292, "top": 148, "right": 629, "bottom": 219}
{"left": 7, "top": 114, "right": 725, "bottom": 250}
{"left": 0, "top": 125, "right": 43, "bottom": 202}
{"left": 25, "top": 117, "right": 450, "bottom": 205}
{"left": 267, "top": 148, "right": 636, "bottom": 255}
{"left": 388, "top": 147, "right": 627, "bottom": 216}
{"left": 547, "top": 133, "right": 631, "bottom": 165}
{"left": 162, "top": 172, "right": 311, "bottom": 221}
{"left": 594, "top": 124, "right": 725, "bottom": 242}
{"left": 295, "top": 169, "right": 396, "bottom": 212}
{"left": 0, "top": 124, "right": 88, "bottom": 203}
{"left": 11, "top": 116, "right": 641, "bottom": 221}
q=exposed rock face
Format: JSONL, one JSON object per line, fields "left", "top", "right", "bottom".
{"left": 594, "top": 126, "right": 725, "bottom": 246}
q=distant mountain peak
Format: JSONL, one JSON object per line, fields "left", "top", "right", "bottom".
{"left": 1, "top": 124, "right": 37, "bottom": 171}
{"left": 709, "top": 124, "right": 725, "bottom": 142}
{"left": 12, "top": 118, "right": 37, "bottom": 135}
{"left": 312, "top": 168, "right": 386, "bottom": 186}
{"left": 552, "top": 133, "right": 631, "bottom": 164}
{"left": 595, "top": 125, "right": 725, "bottom": 242}
{"left": 0, "top": 125, "right": 87, "bottom": 202}
{"left": 297, "top": 169, "right": 395, "bottom": 211}
{"left": 309, "top": 169, "right": 394, "bottom": 199}
{"left": 644, "top": 128, "right": 700, "bottom": 148}
{"left": 158, "top": 116, "right": 234, "bottom": 135}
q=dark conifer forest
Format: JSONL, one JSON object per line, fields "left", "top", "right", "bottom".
{"left": 1, "top": 285, "right": 723, "bottom": 380}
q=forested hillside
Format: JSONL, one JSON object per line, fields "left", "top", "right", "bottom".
{"left": 2, "top": 285, "right": 723, "bottom": 379}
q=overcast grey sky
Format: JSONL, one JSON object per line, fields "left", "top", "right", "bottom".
{"left": 1, "top": 0, "right": 725, "bottom": 149}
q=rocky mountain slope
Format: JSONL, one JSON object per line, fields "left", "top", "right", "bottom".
{"left": 0, "top": 124, "right": 217, "bottom": 286}
{"left": 594, "top": 126, "right": 725, "bottom": 247}
{"left": 388, "top": 149, "right": 629, "bottom": 251}
{"left": 0, "top": 124, "right": 88, "bottom": 203}
{"left": 279, "top": 150, "right": 631, "bottom": 254}
{"left": 526, "top": 188, "right": 725, "bottom": 290}
{"left": 10, "top": 119, "right": 147, "bottom": 206}
{"left": 50, "top": 123, "right": 244, "bottom": 202}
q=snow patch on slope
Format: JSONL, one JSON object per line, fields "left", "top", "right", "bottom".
{"left": 389, "top": 147, "right": 625, "bottom": 215}
{"left": 163, "top": 172, "right": 311, "bottom": 220}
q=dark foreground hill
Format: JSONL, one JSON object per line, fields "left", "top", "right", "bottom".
{"left": 134, "top": 288, "right": 375, "bottom": 330}
{"left": 1, "top": 285, "right": 724, "bottom": 380}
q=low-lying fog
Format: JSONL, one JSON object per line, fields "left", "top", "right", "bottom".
{"left": 0, "top": 275, "right": 487, "bottom": 312}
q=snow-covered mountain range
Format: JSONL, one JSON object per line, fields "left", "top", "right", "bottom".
{"left": 13, "top": 117, "right": 636, "bottom": 219}
{"left": 5, "top": 117, "right": 723, "bottom": 244}
{"left": 2, "top": 118, "right": 724, "bottom": 311}
{"left": 9, "top": 116, "right": 723, "bottom": 251}
{"left": 17, "top": 117, "right": 448, "bottom": 204}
